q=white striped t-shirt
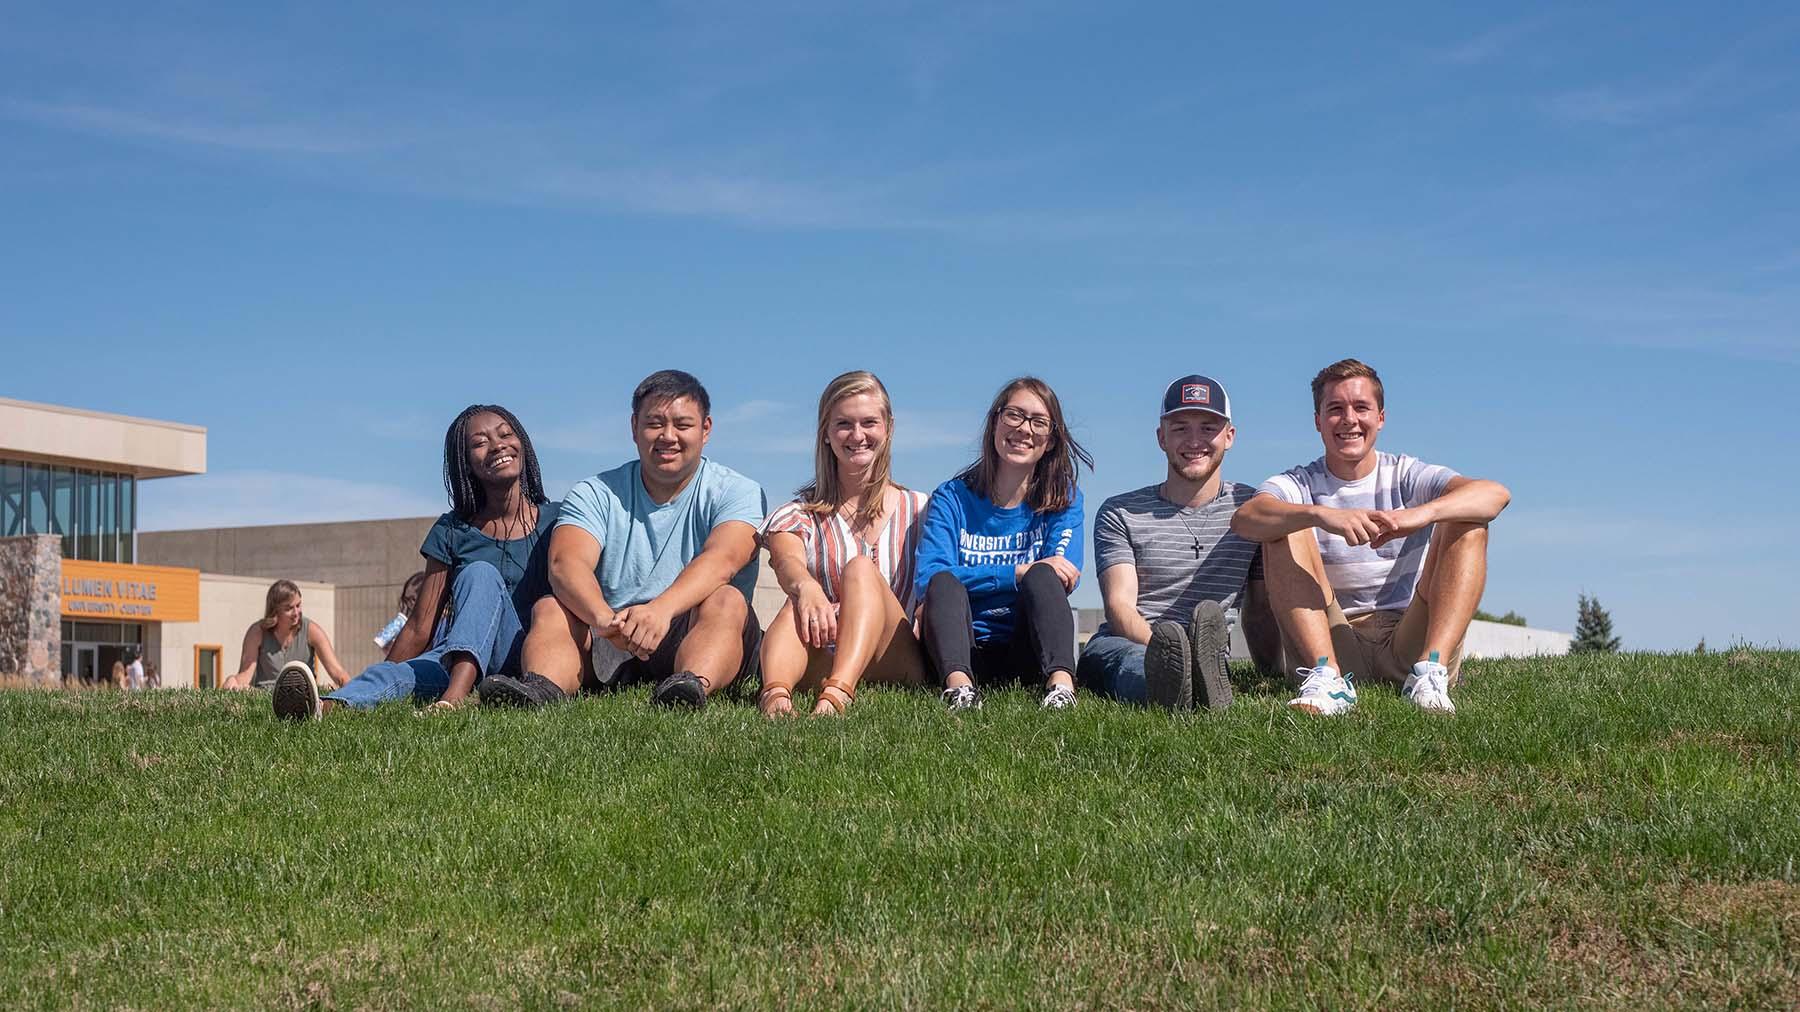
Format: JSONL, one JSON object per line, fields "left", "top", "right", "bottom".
{"left": 1256, "top": 452, "right": 1458, "bottom": 615}
{"left": 760, "top": 488, "right": 931, "bottom": 611}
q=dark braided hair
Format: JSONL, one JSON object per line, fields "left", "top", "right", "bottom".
{"left": 442, "top": 404, "right": 548, "bottom": 521}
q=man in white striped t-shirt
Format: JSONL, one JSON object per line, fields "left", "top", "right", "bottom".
{"left": 1076, "top": 374, "right": 1281, "bottom": 712}
{"left": 1232, "top": 359, "right": 1510, "bottom": 715}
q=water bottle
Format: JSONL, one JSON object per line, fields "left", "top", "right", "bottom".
{"left": 373, "top": 612, "right": 408, "bottom": 649}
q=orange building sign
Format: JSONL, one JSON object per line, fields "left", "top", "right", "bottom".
{"left": 60, "top": 560, "right": 200, "bottom": 622}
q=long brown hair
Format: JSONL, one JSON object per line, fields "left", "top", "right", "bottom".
{"left": 796, "top": 371, "right": 901, "bottom": 528}
{"left": 957, "top": 376, "right": 1092, "bottom": 514}
{"left": 261, "top": 579, "right": 302, "bottom": 630}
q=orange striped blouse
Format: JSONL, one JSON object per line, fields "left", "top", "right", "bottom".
{"left": 761, "top": 488, "right": 931, "bottom": 611}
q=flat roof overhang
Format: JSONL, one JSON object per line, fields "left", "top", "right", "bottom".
{"left": 0, "top": 397, "right": 206, "bottom": 479}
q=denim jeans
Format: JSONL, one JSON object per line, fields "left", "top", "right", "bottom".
{"left": 327, "top": 561, "right": 523, "bottom": 709}
{"left": 1076, "top": 634, "right": 1148, "bottom": 703}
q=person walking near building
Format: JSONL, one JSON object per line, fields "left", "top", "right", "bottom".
{"left": 914, "top": 376, "right": 1091, "bottom": 711}
{"left": 226, "top": 580, "right": 350, "bottom": 692}
{"left": 273, "top": 404, "right": 559, "bottom": 720}
{"left": 125, "top": 649, "right": 145, "bottom": 692}
{"left": 1076, "top": 375, "right": 1277, "bottom": 711}
{"left": 485, "top": 370, "right": 766, "bottom": 709}
{"left": 1231, "top": 358, "right": 1510, "bottom": 715}
{"left": 758, "top": 371, "right": 928, "bottom": 718}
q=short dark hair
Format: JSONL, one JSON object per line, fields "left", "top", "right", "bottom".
{"left": 1310, "top": 359, "right": 1384, "bottom": 413}
{"left": 632, "top": 370, "right": 711, "bottom": 417}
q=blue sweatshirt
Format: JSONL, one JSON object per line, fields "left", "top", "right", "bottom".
{"left": 913, "top": 476, "right": 1085, "bottom": 643}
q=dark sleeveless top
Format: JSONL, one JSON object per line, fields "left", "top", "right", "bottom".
{"left": 253, "top": 617, "right": 314, "bottom": 689}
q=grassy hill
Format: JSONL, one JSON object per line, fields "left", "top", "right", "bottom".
{"left": 2, "top": 650, "right": 1795, "bottom": 1009}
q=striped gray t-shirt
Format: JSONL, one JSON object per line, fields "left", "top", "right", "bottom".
{"left": 1092, "top": 481, "right": 1261, "bottom": 637}
{"left": 1256, "top": 452, "right": 1458, "bottom": 615}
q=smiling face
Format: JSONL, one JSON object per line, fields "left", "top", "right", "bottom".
{"left": 632, "top": 395, "right": 710, "bottom": 486}
{"left": 993, "top": 388, "right": 1053, "bottom": 472}
{"left": 1157, "top": 410, "right": 1234, "bottom": 484}
{"left": 1315, "top": 376, "right": 1385, "bottom": 472}
{"left": 463, "top": 411, "right": 523, "bottom": 489}
{"left": 826, "top": 391, "right": 889, "bottom": 480}
{"left": 275, "top": 592, "right": 303, "bottom": 630}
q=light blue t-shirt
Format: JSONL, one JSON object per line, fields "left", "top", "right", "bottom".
{"left": 556, "top": 457, "right": 767, "bottom": 608}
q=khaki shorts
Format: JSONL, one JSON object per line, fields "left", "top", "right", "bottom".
{"left": 1281, "top": 601, "right": 1464, "bottom": 688}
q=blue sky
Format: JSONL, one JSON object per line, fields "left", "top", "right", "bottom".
{"left": 3, "top": 2, "right": 1795, "bottom": 651}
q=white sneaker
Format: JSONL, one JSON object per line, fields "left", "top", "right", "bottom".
{"left": 1287, "top": 663, "right": 1356, "bottom": 716}
{"left": 1403, "top": 660, "right": 1456, "bottom": 713}
{"left": 272, "top": 660, "right": 321, "bottom": 721}
{"left": 1041, "top": 684, "right": 1077, "bottom": 710}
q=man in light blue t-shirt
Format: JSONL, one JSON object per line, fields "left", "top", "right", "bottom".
{"left": 1232, "top": 359, "right": 1511, "bottom": 716}
{"left": 480, "top": 370, "right": 767, "bottom": 709}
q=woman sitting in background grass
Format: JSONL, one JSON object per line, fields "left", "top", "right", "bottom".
{"left": 914, "top": 376, "right": 1091, "bottom": 711}
{"left": 272, "top": 404, "right": 559, "bottom": 720}
{"left": 758, "top": 371, "right": 928, "bottom": 717}
{"left": 224, "top": 579, "right": 350, "bottom": 692}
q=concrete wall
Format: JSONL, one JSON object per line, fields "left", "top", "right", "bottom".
{"left": 142, "top": 518, "right": 434, "bottom": 675}
{"left": 0, "top": 535, "right": 61, "bottom": 684}
{"left": 0, "top": 397, "right": 205, "bottom": 479}
{"left": 1461, "top": 620, "right": 1572, "bottom": 659}
{"left": 149, "top": 575, "right": 335, "bottom": 689}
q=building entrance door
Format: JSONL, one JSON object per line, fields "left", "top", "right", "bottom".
{"left": 75, "top": 646, "right": 98, "bottom": 684}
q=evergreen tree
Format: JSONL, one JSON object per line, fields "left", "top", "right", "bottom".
{"left": 1570, "top": 593, "right": 1622, "bottom": 654}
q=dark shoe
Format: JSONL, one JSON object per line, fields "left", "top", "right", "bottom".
{"left": 1144, "top": 622, "right": 1192, "bottom": 711}
{"left": 940, "top": 684, "right": 981, "bottom": 711}
{"left": 272, "top": 661, "right": 321, "bottom": 722}
{"left": 1189, "top": 600, "right": 1234, "bottom": 711}
{"left": 651, "top": 671, "right": 707, "bottom": 709}
{"left": 479, "top": 672, "right": 568, "bottom": 709}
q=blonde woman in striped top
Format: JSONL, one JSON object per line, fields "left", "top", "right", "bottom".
{"left": 758, "top": 371, "right": 929, "bottom": 717}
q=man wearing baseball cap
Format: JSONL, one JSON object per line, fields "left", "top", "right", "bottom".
{"left": 1231, "top": 358, "right": 1510, "bottom": 715}
{"left": 1076, "top": 374, "right": 1278, "bottom": 710}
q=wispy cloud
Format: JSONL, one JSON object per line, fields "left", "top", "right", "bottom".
{"left": 139, "top": 470, "right": 442, "bottom": 530}
{"left": 0, "top": 97, "right": 368, "bottom": 155}
{"left": 1431, "top": 16, "right": 1551, "bottom": 67}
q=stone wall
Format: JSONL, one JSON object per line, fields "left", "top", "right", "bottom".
{"left": 0, "top": 535, "right": 62, "bottom": 684}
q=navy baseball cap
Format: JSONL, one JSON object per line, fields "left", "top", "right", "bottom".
{"left": 1160, "top": 375, "right": 1232, "bottom": 421}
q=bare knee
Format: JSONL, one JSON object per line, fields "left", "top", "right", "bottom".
{"left": 697, "top": 585, "right": 748, "bottom": 625}
{"left": 1433, "top": 521, "right": 1488, "bottom": 550}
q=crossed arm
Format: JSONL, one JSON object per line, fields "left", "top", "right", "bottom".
{"left": 547, "top": 521, "right": 760, "bottom": 659}
{"left": 1230, "top": 476, "right": 1511, "bottom": 547}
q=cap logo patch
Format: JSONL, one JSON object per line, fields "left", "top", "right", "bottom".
{"left": 1182, "top": 384, "right": 1211, "bottom": 405}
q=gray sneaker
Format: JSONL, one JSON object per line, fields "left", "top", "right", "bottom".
{"left": 1189, "top": 600, "right": 1234, "bottom": 711}
{"left": 1144, "top": 622, "right": 1193, "bottom": 711}
{"left": 941, "top": 684, "right": 981, "bottom": 711}
{"left": 272, "top": 661, "right": 321, "bottom": 722}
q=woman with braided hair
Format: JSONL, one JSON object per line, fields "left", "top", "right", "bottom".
{"left": 271, "top": 404, "right": 560, "bottom": 720}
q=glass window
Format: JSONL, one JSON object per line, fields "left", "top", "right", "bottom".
{"left": 119, "top": 475, "right": 135, "bottom": 563}
{"left": 99, "top": 473, "right": 117, "bottom": 562}
{"left": 77, "top": 471, "right": 99, "bottom": 560}
{"left": 53, "top": 468, "right": 75, "bottom": 557}
{"left": 26, "top": 463, "right": 51, "bottom": 535}
{"left": 0, "top": 462, "right": 19, "bottom": 537}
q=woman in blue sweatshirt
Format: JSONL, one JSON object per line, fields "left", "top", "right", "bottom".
{"left": 914, "top": 376, "right": 1093, "bottom": 710}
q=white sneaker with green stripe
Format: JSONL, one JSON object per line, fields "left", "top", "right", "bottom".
{"left": 1403, "top": 652, "right": 1455, "bottom": 713}
{"left": 1287, "top": 659, "right": 1356, "bottom": 716}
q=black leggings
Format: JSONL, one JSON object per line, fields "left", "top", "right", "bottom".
{"left": 920, "top": 567, "right": 1076, "bottom": 688}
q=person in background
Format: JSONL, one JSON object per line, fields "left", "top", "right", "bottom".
{"left": 225, "top": 580, "right": 350, "bottom": 692}
{"left": 274, "top": 404, "right": 559, "bottom": 720}
{"left": 758, "top": 371, "right": 928, "bottom": 718}
{"left": 914, "top": 376, "right": 1091, "bottom": 711}
{"left": 110, "top": 659, "right": 127, "bottom": 691}
{"left": 125, "top": 648, "right": 145, "bottom": 692}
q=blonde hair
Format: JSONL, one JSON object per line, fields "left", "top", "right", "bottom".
{"left": 797, "top": 371, "right": 900, "bottom": 529}
{"left": 261, "top": 579, "right": 302, "bottom": 630}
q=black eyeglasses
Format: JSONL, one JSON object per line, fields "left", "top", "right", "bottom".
{"left": 998, "top": 406, "right": 1052, "bottom": 435}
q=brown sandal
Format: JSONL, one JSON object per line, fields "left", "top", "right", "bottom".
{"left": 759, "top": 685, "right": 795, "bottom": 718}
{"left": 812, "top": 680, "right": 855, "bottom": 717}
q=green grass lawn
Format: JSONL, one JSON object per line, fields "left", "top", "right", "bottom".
{"left": 2, "top": 650, "right": 1796, "bottom": 1010}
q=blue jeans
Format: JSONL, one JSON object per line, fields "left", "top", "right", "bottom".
{"left": 1076, "top": 634, "right": 1148, "bottom": 703}
{"left": 327, "top": 561, "right": 523, "bottom": 709}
